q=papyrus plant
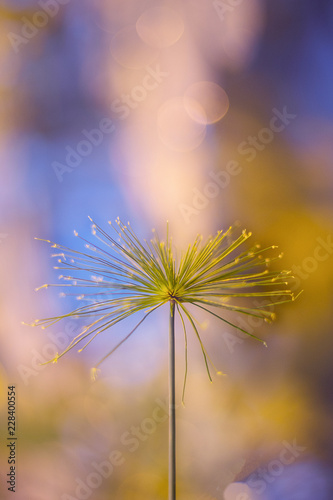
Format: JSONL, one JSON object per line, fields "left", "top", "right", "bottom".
{"left": 31, "top": 217, "right": 297, "bottom": 500}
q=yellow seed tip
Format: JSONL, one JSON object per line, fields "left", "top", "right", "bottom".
{"left": 91, "top": 367, "right": 100, "bottom": 381}
{"left": 35, "top": 284, "right": 48, "bottom": 291}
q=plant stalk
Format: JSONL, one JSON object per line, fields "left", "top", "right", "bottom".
{"left": 169, "top": 300, "right": 176, "bottom": 500}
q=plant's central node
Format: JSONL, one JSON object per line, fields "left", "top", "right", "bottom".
{"left": 167, "top": 290, "right": 179, "bottom": 301}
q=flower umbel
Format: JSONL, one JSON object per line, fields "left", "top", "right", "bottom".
{"left": 31, "top": 217, "right": 297, "bottom": 399}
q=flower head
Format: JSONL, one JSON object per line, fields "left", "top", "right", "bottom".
{"left": 30, "top": 217, "right": 298, "bottom": 399}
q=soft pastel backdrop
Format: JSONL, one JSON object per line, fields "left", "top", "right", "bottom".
{"left": 0, "top": 1, "right": 333, "bottom": 499}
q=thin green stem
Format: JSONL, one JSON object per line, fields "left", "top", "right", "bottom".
{"left": 169, "top": 300, "right": 176, "bottom": 500}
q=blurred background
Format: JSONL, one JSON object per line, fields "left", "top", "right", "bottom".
{"left": 0, "top": 0, "right": 333, "bottom": 498}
